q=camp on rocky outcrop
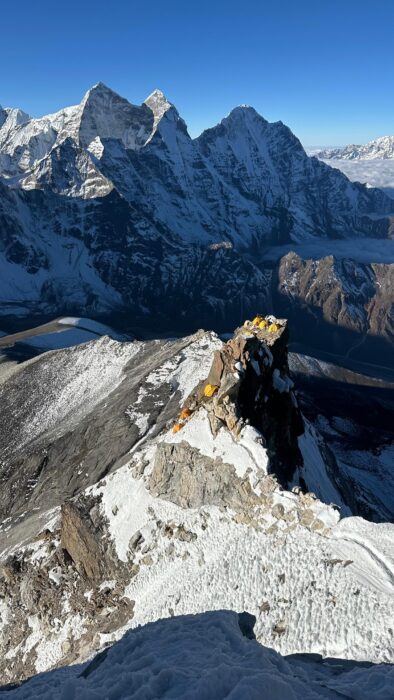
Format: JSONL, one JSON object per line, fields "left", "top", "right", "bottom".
{"left": 167, "top": 315, "right": 304, "bottom": 487}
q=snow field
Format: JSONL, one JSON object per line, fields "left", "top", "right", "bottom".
{"left": 92, "top": 464, "right": 394, "bottom": 664}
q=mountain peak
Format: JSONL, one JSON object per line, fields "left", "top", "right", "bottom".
{"left": 226, "top": 104, "right": 263, "bottom": 122}
{"left": 145, "top": 88, "right": 171, "bottom": 106}
{"left": 81, "top": 82, "right": 121, "bottom": 105}
{"left": 144, "top": 88, "right": 176, "bottom": 125}
{"left": 0, "top": 106, "right": 30, "bottom": 136}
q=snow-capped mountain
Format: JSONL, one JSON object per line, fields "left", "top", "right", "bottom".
{"left": 0, "top": 86, "right": 392, "bottom": 311}
{"left": 1, "top": 83, "right": 394, "bottom": 366}
{"left": 316, "top": 135, "right": 394, "bottom": 160}
{"left": 1, "top": 320, "right": 393, "bottom": 691}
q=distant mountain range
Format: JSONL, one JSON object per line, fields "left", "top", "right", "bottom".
{"left": 316, "top": 135, "right": 394, "bottom": 160}
{"left": 0, "top": 84, "right": 394, "bottom": 365}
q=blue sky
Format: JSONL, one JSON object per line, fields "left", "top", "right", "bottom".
{"left": 1, "top": 0, "right": 393, "bottom": 146}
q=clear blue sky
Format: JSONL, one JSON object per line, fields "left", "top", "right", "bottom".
{"left": 1, "top": 0, "right": 393, "bottom": 146}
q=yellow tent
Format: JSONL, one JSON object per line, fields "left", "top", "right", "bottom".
{"left": 268, "top": 323, "right": 279, "bottom": 333}
{"left": 204, "top": 383, "right": 219, "bottom": 398}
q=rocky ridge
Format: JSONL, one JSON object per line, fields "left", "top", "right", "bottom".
{"left": 275, "top": 251, "right": 394, "bottom": 368}
{"left": 1, "top": 321, "right": 393, "bottom": 685}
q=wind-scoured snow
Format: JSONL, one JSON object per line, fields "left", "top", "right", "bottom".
{"left": 164, "top": 407, "right": 269, "bottom": 480}
{"left": 1, "top": 337, "right": 140, "bottom": 454}
{"left": 88, "top": 456, "right": 394, "bottom": 665}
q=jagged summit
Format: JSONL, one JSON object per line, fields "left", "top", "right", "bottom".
{"left": 144, "top": 88, "right": 171, "bottom": 107}
{"left": 0, "top": 106, "right": 30, "bottom": 142}
{"left": 143, "top": 87, "right": 186, "bottom": 137}
{"left": 80, "top": 81, "right": 128, "bottom": 107}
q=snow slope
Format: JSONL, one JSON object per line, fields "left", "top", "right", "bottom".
{"left": 1, "top": 336, "right": 140, "bottom": 456}
{"left": 89, "top": 461, "right": 393, "bottom": 664}
{"left": 20, "top": 317, "right": 126, "bottom": 350}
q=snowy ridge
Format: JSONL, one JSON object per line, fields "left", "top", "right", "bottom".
{"left": 0, "top": 329, "right": 393, "bottom": 689}
{"left": 314, "top": 135, "right": 394, "bottom": 199}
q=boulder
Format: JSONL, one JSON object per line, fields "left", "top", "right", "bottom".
{"left": 60, "top": 501, "right": 103, "bottom": 580}
{"left": 150, "top": 441, "right": 259, "bottom": 510}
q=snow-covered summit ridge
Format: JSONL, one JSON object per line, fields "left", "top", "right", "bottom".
{"left": 0, "top": 83, "right": 184, "bottom": 176}
{"left": 0, "top": 326, "right": 393, "bottom": 685}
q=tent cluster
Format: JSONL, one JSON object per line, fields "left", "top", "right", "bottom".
{"left": 172, "top": 314, "right": 284, "bottom": 435}
{"left": 172, "top": 407, "right": 193, "bottom": 433}
{"left": 244, "top": 314, "right": 281, "bottom": 334}
{"left": 172, "top": 383, "right": 220, "bottom": 433}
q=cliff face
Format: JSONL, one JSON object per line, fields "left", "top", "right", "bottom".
{"left": 275, "top": 251, "right": 394, "bottom": 368}
{"left": 180, "top": 317, "right": 304, "bottom": 483}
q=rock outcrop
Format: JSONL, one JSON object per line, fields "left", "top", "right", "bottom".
{"left": 0, "top": 495, "right": 134, "bottom": 684}
{"left": 150, "top": 441, "right": 260, "bottom": 510}
{"left": 61, "top": 500, "right": 106, "bottom": 580}
{"left": 179, "top": 316, "right": 304, "bottom": 483}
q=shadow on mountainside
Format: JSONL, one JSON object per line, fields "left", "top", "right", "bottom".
{"left": 273, "top": 282, "right": 394, "bottom": 378}
{"left": 291, "top": 360, "right": 394, "bottom": 523}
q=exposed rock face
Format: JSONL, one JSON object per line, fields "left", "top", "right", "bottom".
{"left": 181, "top": 317, "right": 304, "bottom": 483}
{"left": 148, "top": 319, "right": 306, "bottom": 515}
{"left": 150, "top": 441, "right": 260, "bottom": 510}
{"left": 61, "top": 500, "right": 105, "bottom": 580}
{"left": 276, "top": 252, "right": 394, "bottom": 367}
{"left": 0, "top": 496, "right": 135, "bottom": 685}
